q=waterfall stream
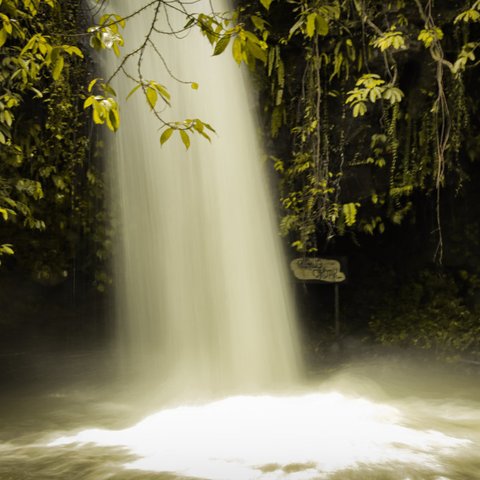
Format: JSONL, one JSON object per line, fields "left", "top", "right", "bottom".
{"left": 107, "top": 0, "right": 301, "bottom": 398}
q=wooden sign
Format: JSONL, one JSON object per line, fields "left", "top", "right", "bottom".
{"left": 290, "top": 257, "right": 347, "bottom": 284}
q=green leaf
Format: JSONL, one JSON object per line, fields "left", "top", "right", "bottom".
{"left": 0, "top": 244, "right": 14, "bottom": 255}
{"left": 455, "top": 9, "right": 480, "bottom": 24}
{"left": 152, "top": 82, "right": 170, "bottom": 103}
{"left": 63, "top": 45, "right": 84, "bottom": 58}
{"left": 246, "top": 40, "right": 267, "bottom": 63}
{"left": 352, "top": 102, "right": 367, "bottom": 117}
{"left": 232, "top": 37, "right": 243, "bottom": 64}
{"left": 0, "top": 29, "right": 7, "bottom": 48}
{"left": 146, "top": 86, "right": 158, "bottom": 109}
{"left": 383, "top": 87, "right": 404, "bottom": 104}
{"left": 343, "top": 203, "right": 359, "bottom": 226}
{"left": 88, "top": 78, "right": 99, "bottom": 92}
{"left": 418, "top": 27, "right": 443, "bottom": 48}
{"left": 306, "top": 13, "right": 316, "bottom": 38}
{"left": 251, "top": 15, "right": 266, "bottom": 31}
{"left": 179, "top": 130, "right": 190, "bottom": 149}
{"left": 376, "top": 158, "right": 386, "bottom": 167}
{"left": 52, "top": 55, "right": 64, "bottom": 81}
{"left": 160, "top": 127, "right": 174, "bottom": 145}
{"left": 83, "top": 96, "right": 95, "bottom": 108}
{"left": 346, "top": 89, "right": 362, "bottom": 104}
{"left": 197, "top": 130, "right": 211, "bottom": 142}
{"left": 184, "top": 17, "right": 196, "bottom": 29}
{"left": 102, "top": 83, "right": 117, "bottom": 96}
{"left": 315, "top": 14, "right": 329, "bottom": 36}
{"left": 193, "top": 119, "right": 204, "bottom": 133}
{"left": 288, "top": 18, "right": 303, "bottom": 39}
{"left": 356, "top": 73, "right": 384, "bottom": 87}
{"left": 89, "top": 35, "right": 103, "bottom": 51}
{"left": 193, "top": 120, "right": 211, "bottom": 141}
{"left": 3, "top": 110, "right": 12, "bottom": 126}
{"left": 0, "top": 14, "right": 12, "bottom": 34}
{"left": 30, "top": 87, "right": 43, "bottom": 98}
{"left": 260, "top": 0, "right": 273, "bottom": 10}
{"left": 92, "top": 103, "right": 103, "bottom": 124}
{"left": 108, "top": 107, "right": 120, "bottom": 131}
{"left": 213, "top": 36, "right": 230, "bottom": 56}
{"left": 126, "top": 84, "right": 142, "bottom": 100}
{"left": 368, "top": 87, "right": 382, "bottom": 102}
{"left": 116, "top": 15, "right": 126, "bottom": 28}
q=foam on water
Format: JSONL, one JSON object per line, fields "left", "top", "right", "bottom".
{"left": 50, "top": 391, "right": 475, "bottom": 480}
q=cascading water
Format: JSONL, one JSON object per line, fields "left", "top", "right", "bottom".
{"left": 107, "top": 0, "right": 301, "bottom": 398}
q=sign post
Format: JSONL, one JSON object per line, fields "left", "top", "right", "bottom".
{"left": 290, "top": 257, "right": 347, "bottom": 338}
{"left": 334, "top": 283, "right": 340, "bottom": 337}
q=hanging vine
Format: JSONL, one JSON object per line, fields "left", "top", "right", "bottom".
{"left": 237, "top": 0, "right": 480, "bottom": 258}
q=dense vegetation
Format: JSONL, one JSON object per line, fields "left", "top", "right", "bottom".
{"left": 1, "top": 0, "right": 480, "bottom": 361}
{"left": 232, "top": 0, "right": 480, "bottom": 361}
{"left": 232, "top": 1, "right": 479, "bottom": 258}
{"left": 0, "top": 0, "right": 112, "bottom": 291}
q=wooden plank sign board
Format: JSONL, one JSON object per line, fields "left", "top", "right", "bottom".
{"left": 290, "top": 257, "right": 346, "bottom": 284}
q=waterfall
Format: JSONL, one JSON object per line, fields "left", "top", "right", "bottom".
{"left": 106, "top": 0, "right": 301, "bottom": 399}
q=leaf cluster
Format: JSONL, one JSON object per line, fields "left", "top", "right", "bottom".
{"left": 0, "top": 0, "right": 112, "bottom": 289}
{"left": 236, "top": 0, "right": 480, "bottom": 254}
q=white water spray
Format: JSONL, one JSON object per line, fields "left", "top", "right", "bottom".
{"left": 107, "top": 0, "right": 301, "bottom": 397}
{"left": 50, "top": 390, "right": 477, "bottom": 479}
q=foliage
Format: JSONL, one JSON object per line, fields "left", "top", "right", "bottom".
{"left": 1, "top": 0, "right": 69, "bottom": 263}
{"left": 369, "top": 269, "right": 480, "bottom": 361}
{"left": 3, "top": 0, "right": 480, "bottom": 292}
{"left": 81, "top": 0, "right": 269, "bottom": 150}
{"left": 0, "top": 0, "right": 281, "bottom": 284}
{"left": 0, "top": 0, "right": 275, "bottom": 285}
{"left": 236, "top": 0, "right": 480, "bottom": 258}
{"left": 0, "top": 0, "right": 112, "bottom": 289}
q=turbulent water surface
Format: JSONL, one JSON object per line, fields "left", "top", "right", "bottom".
{"left": 1, "top": 357, "right": 479, "bottom": 480}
